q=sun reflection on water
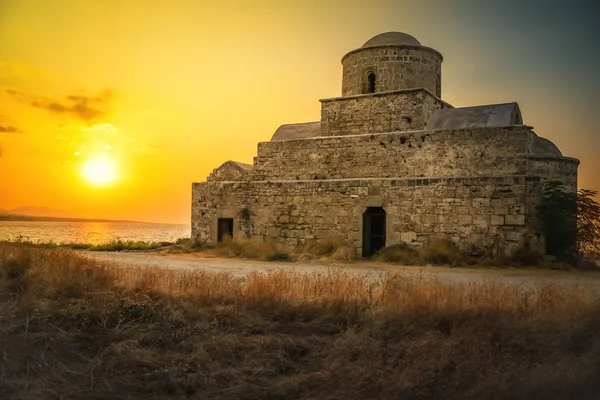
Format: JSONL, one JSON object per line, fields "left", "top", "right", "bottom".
{"left": 0, "top": 221, "right": 189, "bottom": 245}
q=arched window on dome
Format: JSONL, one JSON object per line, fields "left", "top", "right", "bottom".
{"left": 367, "top": 72, "right": 376, "bottom": 93}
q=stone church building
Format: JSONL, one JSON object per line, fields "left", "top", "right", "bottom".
{"left": 192, "top": 32, "right": 578, "bottom": 257}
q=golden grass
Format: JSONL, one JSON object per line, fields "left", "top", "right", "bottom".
{"left": 375, "top": 238, "right": 467, "bottom": 266}
{"left": 213, "top": 235, "right": 280, "bottom": 259}
{"left": 1, "top": 243, "right": 600, "bottom": 399}
{"left": 296, "top": 233, "right": 358, "bottom": 261}
{"left": 208, "top": 234, "right": 358, "bottom": 262}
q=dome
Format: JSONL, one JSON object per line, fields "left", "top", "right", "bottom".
{"left": 361, "top": 32, "right": 421, "bottom": 48}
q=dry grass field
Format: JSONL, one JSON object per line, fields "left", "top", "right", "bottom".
{"left": 1, "top": 242, "right": 600, "bottom": 399}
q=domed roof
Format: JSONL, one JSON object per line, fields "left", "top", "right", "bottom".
{"left": 362, "top": 32, "right": 421, "bottom": 48}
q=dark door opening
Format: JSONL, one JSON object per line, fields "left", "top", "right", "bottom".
{"left": 362, "top": 207, "right": 386, "bottom": 257}
{"left": 217, "top": 218, "right": 234, "bottom": 242}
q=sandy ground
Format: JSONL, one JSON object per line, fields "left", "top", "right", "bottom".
{"left": 81, "top": 251, "right": 600, "bottom": 293}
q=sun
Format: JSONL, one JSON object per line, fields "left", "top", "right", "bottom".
{"left": 82, "top": 156, "right": 118, "bottom": 186}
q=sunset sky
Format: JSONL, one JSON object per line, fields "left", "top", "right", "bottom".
{"left": 0, "top": 0, "right": 598, "bottom": 224}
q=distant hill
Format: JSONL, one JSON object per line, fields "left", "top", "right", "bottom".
{"left": 0, "top": 206, "right": 184, "bottom": 225}
{"left": 0, "top": 214, "right": 143, "bottom": 223}
{"left": 6, "top": 206, "right": 80, "bottom": 219}
{"left": 0, "top": 206, "right": 141, "bottom": 223}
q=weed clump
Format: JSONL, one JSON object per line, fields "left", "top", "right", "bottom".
{"left": 2, "top": 237, "right": 178, "bottom": 252}
{"left": 215, "top": 236, "right": 280, "bottom": 260}
{"left": 375, "top": 242, "right": 420, "bottom": 264}
{"left": 375, "top": 239, "right": 467, "bottom": 266}
{"left": 420, "top": 239, "right": 465, "bottom": 267}
{"left": 297, "top": 234, "right": 357, "bottom": 261}
{"left": 265, "top": 251, "right": 294, "bottom": 262}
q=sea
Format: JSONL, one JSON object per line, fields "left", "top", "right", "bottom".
{"left": 0, "top": 221, "right": 190, "bottom": 245}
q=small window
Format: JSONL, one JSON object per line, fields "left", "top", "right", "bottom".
{"left": 367, "top": 72, "right": 376, "bottom": 93}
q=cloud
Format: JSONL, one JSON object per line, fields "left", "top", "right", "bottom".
{"left": 6, "top": 89, "right": 113, "bottom": 122}
{"left": 82, "top": 123, "right": 118, "bottom": 134}
{"left": 0, "top": 113, "right": 24, "bottom": 134}
{"left": 0, "top": 125, "right": 23, "bottom": 134}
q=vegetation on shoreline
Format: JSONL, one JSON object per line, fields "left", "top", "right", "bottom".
{"left": 1, "top": 236, "right": 190, "bottom": 252}
{"left": 1, "top": 243, "right": 599, "bottom": 399}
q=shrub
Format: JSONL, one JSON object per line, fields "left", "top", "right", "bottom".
{"left": 265, "top": 251, "right": 294, "bottom": 262}
{"left": 215, "top": 236, "right": 279, "bottom": 259}
{"left": 299, "top": 234, "right": 357, "bottom": 261}
{"left": 510, "top": 247, "right": 541, "bottom": 267}
{"left": 374, "top": 242, "right": 420, "bottom": 264}
{"left": 537, "top": 181, "right": 600, "bottom": 264}
{"left": 420, "top": 239, "right": 465, "bottom": 266}
{"left": 375, "top": 239, "right": 466, "bottom": 267}
{"left": 478, "top": 248, "right": 541, "bottom": 268}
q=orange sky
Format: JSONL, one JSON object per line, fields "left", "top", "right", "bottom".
{"left": 0, "top": 0, "right": 598, "bottom": 224}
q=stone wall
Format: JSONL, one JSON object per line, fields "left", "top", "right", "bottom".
{"left": 319, "top": 89, "right": 451, "bottom": 136}
{"left": 522, "top": 158, "right": 579, "bottom": 254}
{"left": 194, "top": 126, "right": 578, "bottom": 258}
{"left": 192, "top": 176, "right": 530, "bottom": 256}
{"left": 341, "top": 46, "right": 442, "bottom": 97}
{"left": 252, "top": 126, "right": 530, "bottom": 181}
{"left": 527, "top": 157, "right": 579, "bottom": 192}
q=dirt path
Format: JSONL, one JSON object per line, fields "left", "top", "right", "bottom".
{"left": 81, "top": 251, "right": 600, "bottom": 292}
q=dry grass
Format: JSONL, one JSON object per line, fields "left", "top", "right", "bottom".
{"left": 1, "top": 242, "right": 600, "bottom": 399}
{"left": 208, "top": 234, "right": 357, "bottom": 262}
{"left": 213, "top": 236, "right": 281, "bottom": 259}
{"left": 375, "top": 238, "right": 468, "bottom": 266}
{"left": 295, "top": 234, "right": 358, "bottom": 261}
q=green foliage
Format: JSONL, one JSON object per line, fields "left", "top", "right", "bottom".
{"left": 1, "top": 237, "right": 180, "bottom": 252}
{"left": 537, "top": 181, "right": 600, "bottom": 264}
{"left": 265, "top": 251, "right": 294, "bottom": 262}
{"left": 90, "top": 239, "right": 164, "bottom": 251}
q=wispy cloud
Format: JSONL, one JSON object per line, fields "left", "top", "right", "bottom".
{"left": 82, "top": 123, "right": 118, "bottom": 134}
{"left": 6, "top": 89, "right": 113, "bottom": 122}
{"left": 0, "top": 124, "right": 23, "bottom": 134}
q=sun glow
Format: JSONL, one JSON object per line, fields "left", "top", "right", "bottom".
{"left": 82, "top": 156, "right": 118, "bottom": 186}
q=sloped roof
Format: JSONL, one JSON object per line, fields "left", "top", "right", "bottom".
{"left": 270, "top": 121, "right": 321, "bottom": 141}
{"left": 425, "top": 102, "right": 523, "bottom": 130}
{"left": 230, "top": 161, "right": 253, "bottom": 171}
{"left": 207, "top": 160, "right": 253, "bottom": 182}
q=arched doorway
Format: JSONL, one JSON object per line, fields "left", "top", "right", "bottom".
{"left": 362, "top": 207, "right": 386, "bottom": 257}
{"left": 367, "top": 72, "right": 376, "bottom": 93}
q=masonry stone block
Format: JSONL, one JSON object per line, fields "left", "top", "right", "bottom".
{"left": 505, "top": 215, "right": 525, "bottom": 226}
